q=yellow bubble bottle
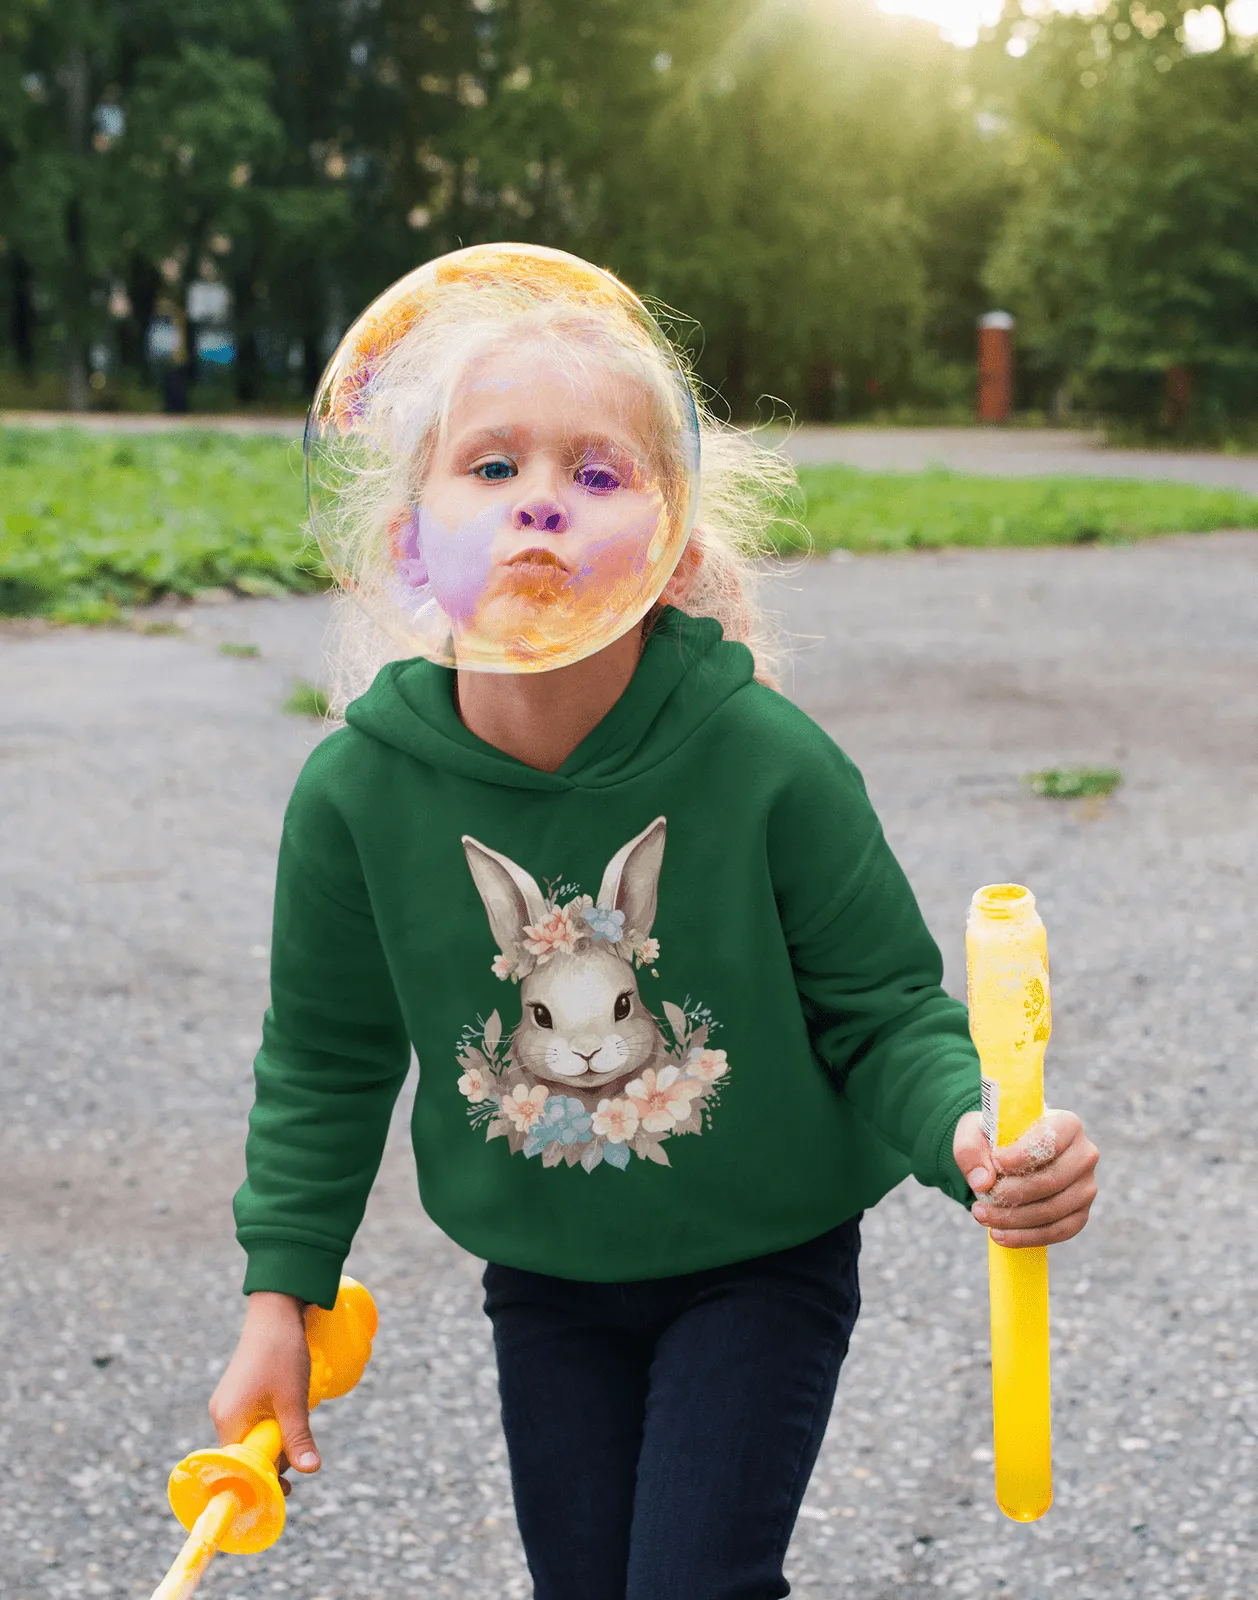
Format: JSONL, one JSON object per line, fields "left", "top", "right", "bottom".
{"left": 150, "top": 1276, "right": 378, "bottom": 1599}
{"left": 966, "top": 884, "right": 1053, "bottom": 1522}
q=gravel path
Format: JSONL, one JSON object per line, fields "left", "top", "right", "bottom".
{"left": 3, "top": 535, "right": 1256, "bottom": 1600}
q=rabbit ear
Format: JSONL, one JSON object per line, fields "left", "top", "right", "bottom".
{"left": 596, "top": 816, "right": 666, "bottom": 936}
{"left": 463, "top": 836, "right": 549, "bottom": 958}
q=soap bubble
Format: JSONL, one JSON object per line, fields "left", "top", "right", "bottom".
{"left": 305, "top": 242, "right": 700, "bottom": 673}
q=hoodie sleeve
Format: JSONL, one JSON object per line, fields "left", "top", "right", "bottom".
{"left": 233, "top": 779, "right": 412, "bottom": 1309}
{"left": 768, "top": 726, "right": 981, "bottom": 1205}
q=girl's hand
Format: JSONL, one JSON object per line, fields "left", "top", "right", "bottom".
{"left": 208, "top": 1291, "right": 321, "bottom": 1498}
{"left": 953, "top": 1108, "right": 1098, "bottom": 1247}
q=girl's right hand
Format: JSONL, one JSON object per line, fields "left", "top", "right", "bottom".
{"left": 208, "top": 1290, "right": 321, "bottom": 1496}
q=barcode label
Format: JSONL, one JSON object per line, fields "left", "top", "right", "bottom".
{"left": 981, "top": 1074, "right": 999, "bottom": 1150}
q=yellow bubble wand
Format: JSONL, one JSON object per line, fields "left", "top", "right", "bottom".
{"left": 149, "top": 1276, "right": 377, "bottom": 1600}
{"left": 966, "top": 884, "right": 1053, "bottom": 1522}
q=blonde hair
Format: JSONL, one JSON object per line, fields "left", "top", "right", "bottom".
{"left": 315, "top": 282, "right": 798, "bottom": 714}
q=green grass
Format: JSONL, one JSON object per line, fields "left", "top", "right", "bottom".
{"left": 3, "top": 429, "right": 1257, "bottom": 622}
{"left": 773, "top": 465, "right": 1258, "bottom": 553}
{"left": 1024, "top": 766, "right": 1124, "bottom": 799}
{"left": 283, "top": 680, "right": 330, "bottom": 718}
{"left": 0, "top": 427, "right": 319, "bottom": 621}
{"left": 219, "top": 640, "right": 261, "bottom": 657}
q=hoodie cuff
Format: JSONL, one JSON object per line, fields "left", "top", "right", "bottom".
{"left": 241, "top": 1239, "right": 346, "bottom": 1310}
{"left": 913, "top": 1084, "right": 984, "bottom": 1207}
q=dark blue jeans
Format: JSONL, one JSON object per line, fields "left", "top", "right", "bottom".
{"left": 481, "top": 1215, "right": 862, "bottom": 1600}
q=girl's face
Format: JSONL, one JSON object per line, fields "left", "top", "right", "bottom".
{"left": 409, "top": 343, "right": 673, "bottom": 665}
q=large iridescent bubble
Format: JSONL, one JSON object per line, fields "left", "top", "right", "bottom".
{"left": 305, "top": 243, "right": 701, "bottom": 673}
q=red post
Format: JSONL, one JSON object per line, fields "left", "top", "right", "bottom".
{"left": 977, "top": 311, "right": 1015, "bottom": 424}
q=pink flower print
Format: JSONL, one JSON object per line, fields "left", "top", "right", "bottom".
{"left": 457, "top": 1065, "right": 490, "bottom": 1102}
{"left": 503, "top": 1082, "right": 549, "bottom": 1132}
{"left": 523, "top": 904, "right": 578, "bottom": 962}
{"left": 685, "top": 1047, "right": 728, "bottom": 1085}
{"left": 591, "top": 1097, "right": 640, "bottom": 1144}
{"left": 625, "top": 1066, "right": 696, "bottom": 1133}
{"left": 491, "top": 952, "right": 514, "bottom": 981}
{"left": 638, "top": 936, "right": 660, "bottom": 964}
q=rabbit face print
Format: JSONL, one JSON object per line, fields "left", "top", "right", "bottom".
{"left": 464, "top": 818, "right": 668, "bottom": 1093}
{"left": 458, "top": 817, "right": 732, "bottom": 1173}
{"left": 514, "top": 939, "right": 664, "bottom": 1089}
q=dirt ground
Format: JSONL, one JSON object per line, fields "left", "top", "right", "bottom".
{"left": 2, "top": 533, "right": 1256, "bottom": 1599}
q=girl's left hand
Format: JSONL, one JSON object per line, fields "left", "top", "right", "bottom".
{"left": 953, "top": 1109, "right": 1098, "bottom": 1247}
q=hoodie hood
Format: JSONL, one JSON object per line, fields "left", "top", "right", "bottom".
{"left": 343, "top": 606, "right": 755, "bottom": 791}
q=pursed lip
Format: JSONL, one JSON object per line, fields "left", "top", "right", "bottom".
{"left": 506, "top": 547, "right": 570, "bottom": 574}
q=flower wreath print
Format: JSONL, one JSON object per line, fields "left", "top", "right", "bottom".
{"left": 456, "top": 816, "right": 730, "bottom": 1173}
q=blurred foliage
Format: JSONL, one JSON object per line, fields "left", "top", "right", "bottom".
{"left": 1023, "top": 766, "right": 1123, "bottom": 798}
{"left": 980, "top": 0, "right": 1258, "bottom": 435}
{"left": 0, "top": 0, "right": 1010, "bottom": 420}
{"left": 283, "top": 679, "right": 331, "bottom": 716}
{"left": 3, "top": 428, "right": 1255, "bottom": 620}
{"left": 0, "top": 0, "right": 1255, "bottom": 430}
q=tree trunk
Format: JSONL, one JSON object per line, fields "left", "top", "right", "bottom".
{"left": 10, "top": 252, "right": 36, "bottom": 378}
{"left": 302, "top": 328, "right": 323, "bottom": 398}
{"left": 123, "top": 254, "right": 161, "bottom": 385}
{"left": 723, "top": 315, "right": 749, "bottom": 423}
{"left": 804, "top": 359, "right": 836, "bottom": 423}
{"left": 232, "top": 267, "right": 262, "bottom": 404}
{"left": 63, "top": 38, "right": 91, "bottom": 411}
{"left": 235, "top": 321, "right": 262, "bottom": 405}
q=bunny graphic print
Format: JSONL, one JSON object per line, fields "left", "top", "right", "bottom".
{"left": 456, "top": 817, "right": 731, "bottom": 1172}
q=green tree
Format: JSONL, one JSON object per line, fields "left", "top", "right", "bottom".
{"left": 0, "top": 0, "right": 110, "bottom": 407}
{"left": 447, "top": 0, "right": 1011, "bottom": 418}
{"left": 0, "top": 0, "right": 294, "bottom": 405}
{"left": 982, "top": 6, "right": 1258, "bottom": 427}
{"left": 0, "top": 0, "right": 47, "bottom": 382}
{"left": 121, "top": 44, "right": 284, "bottom": 365}
{"left": 1, "top": 0, "right": 1020, "bottom": 418}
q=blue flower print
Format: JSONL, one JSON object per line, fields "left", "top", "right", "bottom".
{"left": 523, "top": 1095, "right": 593, "bottom": 1156}
{"left": 582, "top": 903, "right": 626, "bottom": 943}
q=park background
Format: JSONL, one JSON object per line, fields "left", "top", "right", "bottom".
{"left": 5, "top": 0, "right": 1258, "bottom": 627}
{"left": 3, "top": 0, "right": 1258, "bottom": 436}
{"left": 2, "top": 4, "right": 1257, "bottom": 1600}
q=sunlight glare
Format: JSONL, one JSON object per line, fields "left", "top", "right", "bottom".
{"left": 875, "top": 0, "right": 1172, "bottom": 45}
{"left": 875, "top": 0, "right": 1003, "bottom": 46}
{"left": 1227, "top": 0, "right": 1258, "bottom": 33}
{"left": 1183, "top": 3, "right": 1227, "bottom": 47}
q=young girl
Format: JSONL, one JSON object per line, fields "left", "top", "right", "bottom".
{"left": 210, "top": 244, "right": 1098, "bottom": 1599}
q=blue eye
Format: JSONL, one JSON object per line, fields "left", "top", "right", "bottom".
{"left": 575, "top": 465, "right": 621, "bottom": 492}
{"left": 474, "top": 458, "right": 517, "bottom": 481}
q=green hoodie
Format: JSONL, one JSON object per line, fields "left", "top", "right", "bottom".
{"left": 235, "top": 607, "right": 981, "bottom": 1308}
